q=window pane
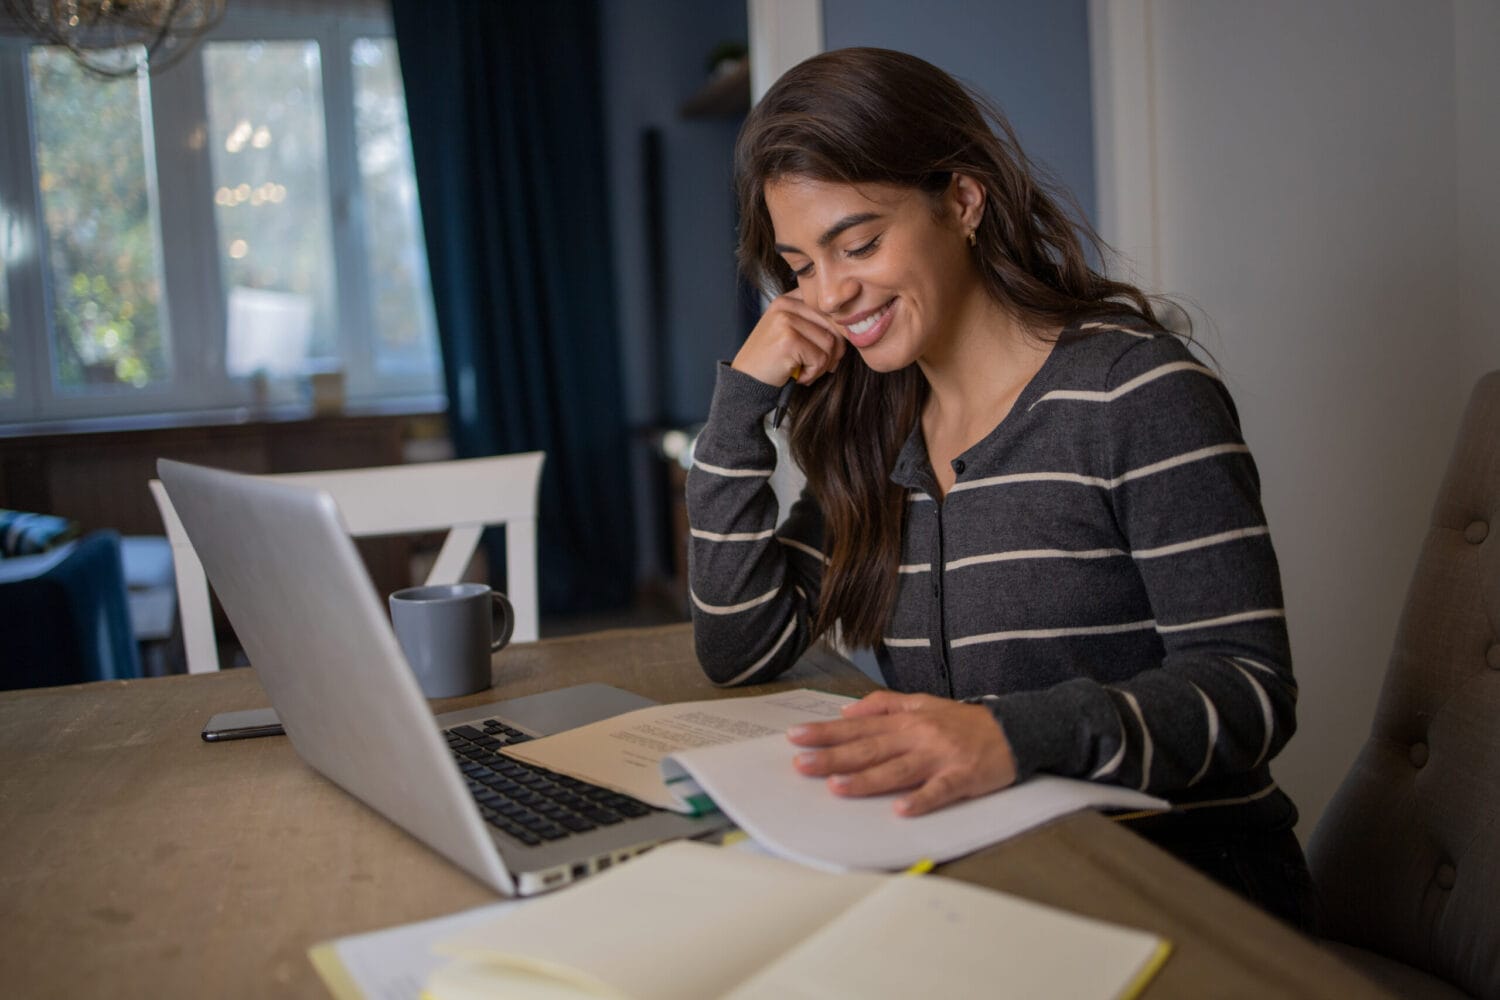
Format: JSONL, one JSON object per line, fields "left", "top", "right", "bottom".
{"left": 29, "top": 47, "right": 172, "bottom": 392}
{"left": 0, "top": 249, "right": 12, "bottom": 399}
{"left": 352, "top": 38, "right": 439, "bottom": 384}
{"left": 204, "top": 41, "right": 337, "bottom": 378}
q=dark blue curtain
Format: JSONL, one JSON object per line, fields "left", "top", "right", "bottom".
{"left": 392, "top": 0, "right": 634, "bottom": 614}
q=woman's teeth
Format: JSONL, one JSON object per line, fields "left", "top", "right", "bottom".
{"left": 846, "top": 302, "right": 890, "bottom": 336}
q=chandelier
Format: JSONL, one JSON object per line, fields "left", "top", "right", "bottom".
{"left": 2, "top": 0, "right": 226, "bottom": 77}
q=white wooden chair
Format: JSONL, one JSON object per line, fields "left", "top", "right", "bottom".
{"left": 149, "top": 452, "right": 545, "bottom": 674}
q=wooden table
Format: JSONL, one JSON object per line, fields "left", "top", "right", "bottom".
{"left": 0, "top": 624, "right": 1385, "bottom": 998}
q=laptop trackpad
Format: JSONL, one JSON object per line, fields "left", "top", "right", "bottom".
{"left": 435, "top": 683, "right": 658, "bottom": 737}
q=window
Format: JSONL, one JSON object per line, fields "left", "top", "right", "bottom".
{"left": 352, "top": 37, "right": 438, "bottom": 379}
{"left": 0, "top": 247, "right": 12, "bottom": 399}
{"left": 206, "top": 40, "right": 338, "bottom": 377}
{"left": 0, "top": 9, "right": 442, "bottom": 425}
{"left": 30, "top": 46, "right": 172, "bottom": 395}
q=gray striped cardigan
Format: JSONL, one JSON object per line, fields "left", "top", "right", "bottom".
{"left": 686, "top": 319, "right": 1298, "bottom": 827}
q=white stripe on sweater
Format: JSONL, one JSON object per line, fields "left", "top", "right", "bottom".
{"left": 948, "top": 471, "right": 1112, "bottom": 494}
{"left": 715, "top": 617, "right": 798, "bottom": 687}
{"left": 898, "top": 563, "right": 932, "bottom": 574}
{"left": 946, "top": 546, "right": 1126, "bottom": 572}
{"left": 1091, "top": 741, "right": 1126, "bottom": 781}
{"left": 1155, "top": 608, "right": 1285, "bottom": 634}
{"left": 1187, "top": 682, "right": 1219, "bottom": 788}
{"left": 777, "top": 537, "right": 830, "bottom": 564}
{"left": 1030, "top": 361, "right": 1217, "bottom": 409}
{"left": 946, "top": 609, "right": 1280, "bottom": 649}
{"left": 1113, "top": 444, "right": 1251, "bottom": 487}
{"left": 1235, "top": 656, "right": 1297, "bottom": 696}
{"left": 951, "top": 618, "right": 1157, "bottom": 648}
{"left": 883, "top": 636, "right": 931, "bottom": 648}
{"left": 690, "top": 585, "right": 779, "bottom": 616}
{"left": 945, "top": 443, "right": 1251, "bottom": 497}
{"left": 691, "top": 527, "right": 775, "bottom": 542}
{"left": 1132, "top": 526, "right": 1269, "bottom": 560}
{"left": 1231, "top": 660, "right": 1275, "bottom": 767}
{"left": 1119, "top": 689, "right": 1153, "bottom": 792}
{"left": 1078, "top": 321, "right": 1154, "bottom": 339}
{"left": 693, "top": 459, "right": 773, "bottom": 478}
{"left": 1090, "top": 699, "right": 1128, "bottom": 781}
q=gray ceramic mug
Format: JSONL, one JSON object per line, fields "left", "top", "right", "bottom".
{"left": 389, "top": 582, "right": 515, "bottom": 698}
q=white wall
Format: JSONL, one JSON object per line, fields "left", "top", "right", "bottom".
{"left": 1092, "top": 0, "right": 1500, "bottom": 836}
{"left": 748, "top": 0, "right": 823, "bottom": 101}
{"left": 1456, "top": 0, "right": 1500, "bottom": 384}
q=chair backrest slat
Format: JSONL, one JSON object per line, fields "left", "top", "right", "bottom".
{"left": 150, "top": 452, "right": 545, "bottom": 673}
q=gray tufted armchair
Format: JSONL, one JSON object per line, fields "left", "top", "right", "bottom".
{"left": 1307, "top": 370, "right": 1500, "bottom": 998}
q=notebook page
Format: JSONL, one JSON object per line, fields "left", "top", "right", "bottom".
{"left": 433, "top": 842, "right": 883, "bottom": 1000}
{"left": 309, "top": 900, "right": 522, "bottom": 1000}
{"left": 725, "top": 874, "right": 1168, "bottom": 1000}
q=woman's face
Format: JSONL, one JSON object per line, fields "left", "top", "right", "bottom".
{"left": 764, "top": 175, "right": 982, "bottom": 372}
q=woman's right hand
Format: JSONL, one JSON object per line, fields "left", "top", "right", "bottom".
{"left": 731, "top": 289, "right": 847, "bottom": 388}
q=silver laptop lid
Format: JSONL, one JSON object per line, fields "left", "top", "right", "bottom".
{"left": 157, "top": 459, "right": 514, "bottom": 894}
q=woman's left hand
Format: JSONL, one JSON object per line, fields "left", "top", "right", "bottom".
{"left": 787, "top": 690, "right": 1018, "bottom": 816}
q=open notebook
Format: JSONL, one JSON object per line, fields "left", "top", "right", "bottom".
{"left": 414, "top": 842, "right": 1171, "bottom": 999}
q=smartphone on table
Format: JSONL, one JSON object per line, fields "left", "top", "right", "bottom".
{"left": 201, "top": 707, "right": 284, "bottom": 742}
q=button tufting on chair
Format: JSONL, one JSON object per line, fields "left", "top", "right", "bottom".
{"left": 1408, "top": 742, "right": 1429, "bottom": 768}
{"left": 1487, "top": 644, "right": 1500, "bottom": 670}
{"left": 1435, "top": 865, "right": 1456, "bottom": 891}
{"left": 1463, "top": 520, "right": 1488, "bottom": 543}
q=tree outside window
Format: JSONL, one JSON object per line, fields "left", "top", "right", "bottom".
{"left": 30, "top": 46, "right": 171, "bottom": 392}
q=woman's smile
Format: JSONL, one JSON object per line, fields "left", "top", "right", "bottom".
{"left": 840, "top": 298, "right": 896, "bottom": 348}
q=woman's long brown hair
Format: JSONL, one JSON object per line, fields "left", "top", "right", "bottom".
{"left": 734, "top": 48, "right": 1174, "bottom": 649}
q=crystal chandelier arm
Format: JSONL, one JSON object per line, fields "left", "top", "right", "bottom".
{"left": 1, "top": 0, "right": 225, "bottom": 78}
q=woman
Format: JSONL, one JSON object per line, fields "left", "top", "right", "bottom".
{"left": 686, "top": 47, "right": 1313, "bottom": 929}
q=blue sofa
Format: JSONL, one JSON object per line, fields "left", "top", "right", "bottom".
{"left": 0, "top": 530, "right": 143, "bottom": 689}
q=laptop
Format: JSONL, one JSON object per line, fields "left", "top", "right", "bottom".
{"left": 157, "top": 458, "right": 729, "bottom": 897}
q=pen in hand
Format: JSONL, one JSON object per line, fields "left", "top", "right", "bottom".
{"left": 771, "top": 365, "right": 801, "bottom": 430}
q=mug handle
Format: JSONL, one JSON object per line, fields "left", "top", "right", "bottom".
{"left": 490, "top": 592, "right": 515, "bottom": 651}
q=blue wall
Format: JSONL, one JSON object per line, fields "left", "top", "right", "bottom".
{"left": 601, "top": 0, "right": 748, "bottom": 584}
{"left": 822, "top": 0, "right": 1097, "bottom": 224}
{"left": 601, "top": 0, "right": 748, "bottom": 430}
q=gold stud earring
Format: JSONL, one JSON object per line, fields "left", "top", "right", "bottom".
{"left": 966, "top": 228, "right": 978, "bottom": 248}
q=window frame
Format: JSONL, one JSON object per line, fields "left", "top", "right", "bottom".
{"left": 0, "top": 8, "right": 442, "bottom": 427}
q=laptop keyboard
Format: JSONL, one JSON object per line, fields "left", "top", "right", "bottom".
{"left": 444, "top": 720, "right": 655, "bottom": 847}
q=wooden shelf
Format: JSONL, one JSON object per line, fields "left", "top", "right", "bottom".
{"left": 680, "top": 58, "right": 750, "bottom": 118}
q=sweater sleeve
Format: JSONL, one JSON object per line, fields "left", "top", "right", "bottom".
{"left": 981, "top": 337, "right": 1298, "bottom": 795}
{"left": 685, "top": 364, "right": 826, "bottom": 685}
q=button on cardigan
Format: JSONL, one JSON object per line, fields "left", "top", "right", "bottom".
{"left": 686, "top": 320, "right": 1299, "bottom": 826}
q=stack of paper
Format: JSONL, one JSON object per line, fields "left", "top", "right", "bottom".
{"left": 503, "top": 688, "right": 1168, "bottom": 871}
